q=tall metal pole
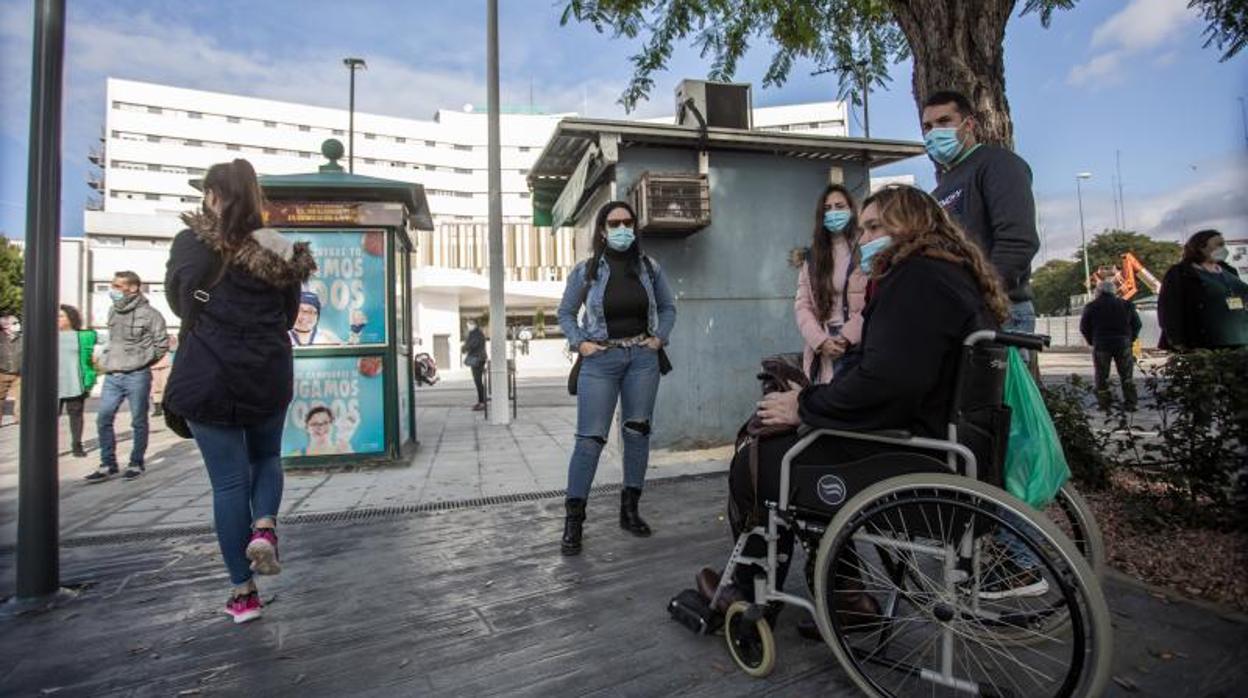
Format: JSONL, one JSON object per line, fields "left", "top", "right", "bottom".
{"left": 860, "top": 68, "right": 870, "bottom": 139}
{"left": 1076, "top": 173, "right": 1092, "bottom": 296}
{"left": 486, "top": 0, "right": 510, "bottom": 424}
{"left": 348, "top": 68, "right": 355, "bottom": 173}
{"left": 343, "top": 58, "right": 366, "bottom": 174}
{"left": 17, "top": 0, "right": 66, "bottom": 600}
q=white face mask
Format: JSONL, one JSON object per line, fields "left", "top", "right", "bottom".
{"left": 1211, "top": 246, "right": 1229, "bottom": 263}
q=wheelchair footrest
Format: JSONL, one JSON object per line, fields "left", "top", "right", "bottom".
{"left": 668, "top": 588, "right": 723, "bottom": 635}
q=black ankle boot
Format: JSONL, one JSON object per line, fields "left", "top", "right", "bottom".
{"left": 619, "top": 487, "right": 652, "bottom": 537}
{"left": 561, "top": 498, "right": 586, "bottom": 555}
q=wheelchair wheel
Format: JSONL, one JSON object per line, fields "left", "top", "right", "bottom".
{"left": 723, "top": 601, "right": 776, "bottom": 678}
{"left": 1045, "top": 483, "right": 1106, "bottom": 577}
{"left": 812, "top": 473, "right": 1112, "bottom": 698}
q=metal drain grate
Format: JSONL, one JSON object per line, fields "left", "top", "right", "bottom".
{"left": 31, "top": 471, "right": 726, "bottom": 550}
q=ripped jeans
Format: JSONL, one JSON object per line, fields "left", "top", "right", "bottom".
{"left": 566, "top": 345, "right": 661, "bottom": 500}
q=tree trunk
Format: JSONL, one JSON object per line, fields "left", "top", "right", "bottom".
{"left": 890, "top": 0, "right": 1016, "bottom": 150}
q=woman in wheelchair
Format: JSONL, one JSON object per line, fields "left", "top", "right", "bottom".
{"left": 701, "top": 185, "right": 1011, "bottom": 631}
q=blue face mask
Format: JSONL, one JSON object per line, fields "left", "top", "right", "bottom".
{"left": 606, "top": 227, "right": 635, "bottom": 251}
{"left": 823, "top": 210, "right": 852, "bottom": 234}
{"left": 858, "top": 236, "right": 893, "bottom": 274}
{"left": 108, "top": 290, "right": 125, "bottom": 302}
{"left": 924, "top": 127, "right": 964, "bottom": 166}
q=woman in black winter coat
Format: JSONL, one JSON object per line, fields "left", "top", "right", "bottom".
{"left": 165, "top": 159, "right": 315, "bottom": 624}
{"left": 1158, "top": 229, "right": 1248, "bottom": 351}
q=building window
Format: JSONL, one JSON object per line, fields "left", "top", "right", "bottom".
{"left": 264, "top": 120, "right": 277, "bottom": 128}
{"left": 299, "top": 124, "right": 310, "bottom": 132}
{"left": 227, "top": 116, "right": 240, "bottom": 124}
{"left": 185, "top": 139, "right": 202, "bottom": 147}
{"left": 390, "top": 161, "right": 404, "bottom": 168}
{"left": 519, "top": 192, "right": 530, "bottom": 199}
{"left": 454, "top": 144, "right": 472, "bottom": 151}
{"left": 227, "top": 143, "right": 240, "bottom": 151}
{"left": 363, "top": 158, "right": 376, "bottom": 165}
{"left": 188, "top": 111, "right": 202, "bottom": 119}
{"left": 145, "top": 193, "right": 160, "bottom": 201}
{"left": 147, "top": 135, "right": 160, "bottom": 143}
{"left": 519, "top": 146, "right": 532, "bottom": 153}
{"left": 365, "top": 133, "right": 376, "bottom": 140}
{"left": 147, "top": 106, "right": 162, "bottom": 114}
{"left": 299, "top": 152, "right": 313, "bottom": 159}
{"left": 454, "top": 168, "right": 472, "bottom": 175}
{"left": 396, "top": 137, "right": 406, "bottom": 144}
{"left": 425, "top": 140, "right": 436, "bottom": 147}
{"left": 333, "top": 129, "right": 344, "bottom": 136}
{"left": 147, "top": 164, "right": 161, "bottom": 172}
{"left": 264, "top": 147, "right": 277, "bottom": 154}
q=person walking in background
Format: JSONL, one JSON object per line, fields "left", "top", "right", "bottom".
{"left": 58, "top": 305, "right": 98, "bottom": 457}
{"left": 1080, "top": 280, "right": 1142, "bottom": 411}
{"left": 922, "top": 91, "right": 1040, "bottom": 335}
{"left": 1159, "top": 229, "right": 1248, "bottom": 352}
{"left": 792, "top": 184, "right": 864, "bottom": 384}
{"left": 556, "top": 200, "right": 677, "bottom": 556}
{"left": 165, "top": 158, "right": 315, "bottom": 624}
{"left": 149, "top": 334, "right": 178, "bottom": 417}
{"left": 462, "top": 318, "right": 488, "bottom": 411}
{"left": 0, "top": 314, "right": 20, "bottom": 427}
{"left": 84, "top": 272, "right": 168, "bottom": 483}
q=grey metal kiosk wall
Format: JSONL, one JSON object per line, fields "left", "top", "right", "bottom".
{"left": 617, "top": 148, "right": 869, "bottom": 448}
{"left": 528, "top": 118, "right": 924, "bottom": 450}
{"left": 256, "top": 139, "right": 435, "bottom": 467}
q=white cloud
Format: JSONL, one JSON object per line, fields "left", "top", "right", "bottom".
{"left": 1067, "top": 0, "right": 1197, "bottom": 87}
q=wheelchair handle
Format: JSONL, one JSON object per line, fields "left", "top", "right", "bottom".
{"left": 963, "top": 329, "right": 1051, "bottom": 351}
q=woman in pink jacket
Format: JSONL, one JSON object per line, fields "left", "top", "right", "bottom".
{"left": 792, "top": 184, "right": 867, "bottom": 383}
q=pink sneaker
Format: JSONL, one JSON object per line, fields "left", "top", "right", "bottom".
{"left": 246, "top": 528, "right": 281, "bottom": 575}
{"left": 225, "top": 591, "right": 263, "bottom": 624}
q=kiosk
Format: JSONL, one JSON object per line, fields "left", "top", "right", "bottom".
{"left": 257, "top": 139, "right": 433, "bottom": 467}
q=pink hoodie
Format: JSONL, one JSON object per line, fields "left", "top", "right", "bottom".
{"left": 793, "top": 242, "right": 868, "bottom": 383}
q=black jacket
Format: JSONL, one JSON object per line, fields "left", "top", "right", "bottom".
{"left": 1079, "top": 293, "right": 1142, "bottom": 352}
{"left": 462, "top": 328, "right": 486, "bottom": 365}
{"left": 1158, "top": 261, "right": 1247, "bottom": 351}
{"left": 931, "top": 145, "right": 1040, "bottom": 303}
{"left": 799, "top": 256, "right": 996, "bottom": 438}
{"left": 164, "top": 212, "right": 316, "bottom": 426}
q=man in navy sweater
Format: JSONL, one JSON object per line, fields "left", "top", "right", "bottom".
{"left": 1081, "top": 280, "right": 1143, "bottom": 411}
{"left": 923, "top": 91, "right": 1041, "bottom": 334}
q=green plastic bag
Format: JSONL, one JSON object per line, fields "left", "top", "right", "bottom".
{"left": 1002, "top": 347, "right": 1070, "bottom": 508}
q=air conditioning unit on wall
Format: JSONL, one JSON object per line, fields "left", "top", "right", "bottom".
{"left": 631, "top": 172, "right": 711, "bottom": 237}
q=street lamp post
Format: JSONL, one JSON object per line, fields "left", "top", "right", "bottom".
{"left": 343, "top": 57, "right": 367, "bottom": 173}
{"left": 1076, "top": 172, "right": 1093, "bottom": 296}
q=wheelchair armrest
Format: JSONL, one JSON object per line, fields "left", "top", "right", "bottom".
{"left": 866, "top": 429, "right": 913, "bottom": 440}
{"left": 964, "top": 329, "right": 1050, "bottom": 351}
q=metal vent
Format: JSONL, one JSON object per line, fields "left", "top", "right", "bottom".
{"left": 632, "top": 172, "right": 710, "bottom": 236}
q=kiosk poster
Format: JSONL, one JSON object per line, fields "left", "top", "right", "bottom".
{"left": 283, "top": 355, "right": 386, "bottom": 457}
{"left": 283, "top": 230, "right": 387, "bottom": 346}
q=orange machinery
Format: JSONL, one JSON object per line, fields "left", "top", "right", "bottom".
{"left": 1090, "top": 252, "right": 1162, "bottom": 300}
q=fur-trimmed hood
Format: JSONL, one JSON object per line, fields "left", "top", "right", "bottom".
{"left": 180, "top": 211, "right": 316, "bottom": 287}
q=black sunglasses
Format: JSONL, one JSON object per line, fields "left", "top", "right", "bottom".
{"left": 606, "top": 219, "right": 635, "bottom": 229}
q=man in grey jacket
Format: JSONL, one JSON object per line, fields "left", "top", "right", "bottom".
{"left": 86, "top": 271, "right": 169, "bottom": 483}
{"left": 0, "top": 314, "right": 20, "bottom": 427}
{"left": 923, "top": 90, "right": 1041, "bottom": 333}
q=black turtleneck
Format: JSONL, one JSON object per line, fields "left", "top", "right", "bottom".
{"left": 602, "top": 247, "right": 649, "bottom": 338}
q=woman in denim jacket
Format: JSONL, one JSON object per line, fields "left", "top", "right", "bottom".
{"left": 556, "top": 200, "right": 677, "bottom": 555}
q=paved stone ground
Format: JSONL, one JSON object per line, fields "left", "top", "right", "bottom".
{"left": 1, "top": 475, "right": 1244, "bottom": 697}
{"left": 0, "top": 376, "right": 728, "bottom": 558}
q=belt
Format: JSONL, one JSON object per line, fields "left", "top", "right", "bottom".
{"left": 599, "top": 333, "right": 651, "bottom": 349}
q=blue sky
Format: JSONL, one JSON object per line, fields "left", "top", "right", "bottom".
{"left": 1, "top": 0, "right": 1244, "bottom": 266}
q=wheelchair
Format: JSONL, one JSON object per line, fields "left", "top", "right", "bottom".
{"left": 710, "top": 330, "right": 1112, "bottom": 696}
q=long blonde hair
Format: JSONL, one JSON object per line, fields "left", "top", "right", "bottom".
{"left": 862, "top": 185, "right": 1009, "bottom": 323}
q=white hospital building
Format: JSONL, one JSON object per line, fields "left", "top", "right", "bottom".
{"left": 77, "top": 78, "right": 861, "bottom": 369}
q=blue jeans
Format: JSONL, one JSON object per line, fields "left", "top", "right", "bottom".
{"left": 567, "top": 346, "right": 661, "bottom": 500}
{"left": 1000, "top": 300, "right": 1039, "bottom": 568}
{"left": 189, "top": 412, "right": 286, "bottom": 586}
{"left": 97, "top": 369, "right": 152, "bottom": 470}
